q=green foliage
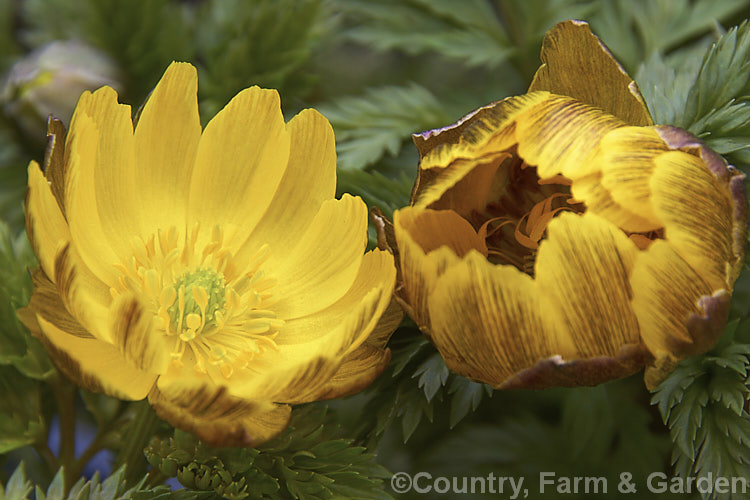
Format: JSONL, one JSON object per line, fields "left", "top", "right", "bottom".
{"left": 590, "top": 0, "right": 745, "bottom": 72}
{"left": 146, "top": 406, "right": 392, "bottom": 500}
{"left": 1, "top": 463, "right": 173, "bottom": 500}
{"left": 420, "top": 380, "right": 672, "bottom": 500}
{"left": 21, "top": 0, "right": 192, "bottom": 104}
{"left": 652, "top": 322, "right": 750, "bottom": 500}
{"left": 340, "top": 0, "right": 514, "bottom": 69}
{"left": 357, "top": 331, "right": 492, "bottom": 444}
{"left": 638, "top": 21, "right": 750, "bottom": 169}
{"left": 0, "top": 128, "right": 28, "bottom": 234}
{"left": 0, "top": 222, "right": 52, "bottom": 379}
{"left": 0, "top": 366, "right": 44, "bottom": 454}
{"left": 195, "top": 0, "right": 327, "bottom": 119}
{"left": 319, "top": 83, "right": 452, "bottom": 170}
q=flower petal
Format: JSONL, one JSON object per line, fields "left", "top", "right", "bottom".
{"left": 149, "top": 383, "right": 290, "bottom": 447}
{"left": 534, "top": 212, "right": 641, "bottom": 358}
{"left": 412, "top": 93, "right": 547, "bottom": 205}
{"left": 515, "top": 95, "right": 624, "bottom": 180}
{"left": 394, "top": 207, "right": 487, "bottom": 331}
{"left": 43, "top": 117, "right": 67, "bottom": 215}
{"left": 187, "top": 86, "right": 290, "bottom": 250}
{"left": 110, "top": 292, "right": 170, "bottom": 375}
{"left": 529, "top": 20, "right": 652, "bottom": 126}
{"left": 655, "top": 126, "right": 747, "bottom": 284}
{"left": 232, "top": 249, "right": 395, "bottom": 403}
{"left": 20, "top": 308, "right": 155, "bottom": 400}
{"left": 650, "top": 150, "right": 735, "bottom": 290}
{"left": 428, "top": 250, "right": 571, "bottom": 387}
{"left": 53, "top": 243, "right": 113, "bottom": 342}
{"left": 64, "top": 112, "right": 123, "bottom": 287}
{"left": 133, "top": 62, "right": 201, "bottom": 234}
{"left": 307, "top": 343, "right": 391, "bottom": 400}
{"left": 571, "top": 126, "right": 669, "bottom": 232}
{"left": 234, "top": 108, "right": 336, "bottom": 270}
{"left": 630, "top": 240, "right": 725, "bottom": 389}
{"left": 270, "top": 195, "right": 367, "bottom": 319}
{"left": 25, "top": 161, "right": 70, "bottom": 281}
{"left": 71, "top": 87, "right": 141, "bottom": 257}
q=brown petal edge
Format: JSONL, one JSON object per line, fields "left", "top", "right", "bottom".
{"left": 496, "top": 343, "right": 652, "bottom": 390}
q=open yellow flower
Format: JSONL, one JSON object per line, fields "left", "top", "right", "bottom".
{"left": 18, "top": 62, "right": 397, "bottom": 446}
{"left": 375, "top": 21, "right": 747, "bottom": 390}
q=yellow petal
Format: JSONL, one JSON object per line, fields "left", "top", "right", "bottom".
{"left": 110, "top": 292, "right": 170, "bottom": 375}
{"left": 307, "top": 343, "right": 391, "bottom": 401}
{"left": 269, "top": 195, "right": 367, "bottom": 319}
{"left": 629, "top": 241, "right": 729, "bottom": 389}
{"left": 428, "top": 251, "right": 566, "bottom": 387}
{"left": 413, "top": 154, "right": 508, "bottom": 216}
{"left": 232, "top": 249, "right": 395, "bottom": 403}
{"left": 650, "top": 150, "right": 735, "bottom": 290}
{"left": 149, "top": 383, "right": 290, "bottom": 447}
{"left": 415, "top": 94, "right": 545, "bottom": 167}
{"left": 394, "top": 206, "right": 487, "bottom": 331}
{"left": 631, "top": 240, "right": 714, "bottom": 355}
{"left": 234, "top": 108, "right": 336, "bottom": 270}
{"left": 133, "top": 62, "right": 201, "bottom": 234}
{"left": 515, "top": 95, "right": 624, "bottom": 180}
{"left": 20, "top": 268, "right": 96, "bottom": 340}
{"left": 25, "top": 162, "right": 70, "bottom": 281}
{"left": 187, "top": 86, "right": 290, "bottom": 251}
{"left": 52, "top": 244, "right": 112, "bottom": 342}
{"left": 64, "top": 112, "right": 123, "bottom": 287}
{"left": 28, "top": 313, "right": 155, "bottom": 400}
{"left": 534, "top": 212, "right": 641, "bottom": 358}
{"left": 529, "top": 20, "right": 652, "bottom": 126}
{"left": 571, "top": 126, "right": 668, "bottom": 232}
{"left": 71, "top": 87, "right": 141, "bottom": 257}
{"left": 571, "top": 173, "right": 658, "bottom": 233}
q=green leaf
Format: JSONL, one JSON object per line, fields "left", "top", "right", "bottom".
{"left": 591, "top": 0, "right": 745, "bottom": 73}
{"left": 1, "top": 464, "right": 174, "bottom": 500}
{"left": 652, "top": 332, "right": 750, "bottom": 496}
{"left": 356, "top": 330, "right": 491, "bottom": 444}
{"left": 319, "top": 83, "right": 452, "bottom": 170}
{"left": 196, "top": 0, "right": 326, "bottom": 120}
{"left": 413, "top": 353, "right": 450, "bottom": 403}
{"left": 340, "top": 0, "right": 514, "bottom": 68}
{"left": 79, "top": 0, "right": 192, "bottom": 104}
{"left": 0, "top": 462, "right": 33, "bottom": 500}
{"left": 0, "top": 365, "right": 44, "bottom": 454}
{"left": 146, "top": 406, "right": 392, "bottom": 500}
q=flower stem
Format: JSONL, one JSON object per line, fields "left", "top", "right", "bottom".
{"left": 51, "top": 375, "right": 77, "bottom": 490}
{"left": 114, "top": 400, "right": 161, "bottom": 485}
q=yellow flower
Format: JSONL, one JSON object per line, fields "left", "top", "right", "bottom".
{"left": 375, "top": 21, "right": 747, "bottom": 390}
{"left": 18, "top": 62, "right": 397, "bottom": 446}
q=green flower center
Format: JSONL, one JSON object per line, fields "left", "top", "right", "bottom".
{"left": 167, "top": 268, "right": 226, "bottom": 334}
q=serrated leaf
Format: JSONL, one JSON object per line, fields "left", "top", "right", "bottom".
{"left": 412, "top": 353, "right": 450, "bottom": 403}
{"left": 196, "top": 0, "right": 325, "bottom": 119}
{"left": 447, "top": 377, "right": 491, "bottom": 428}
{"left": 591, "top": 0, "right": 745, "bottom": 72}
{"left": 319, "top": 83, "right": 452, "bottom": 170}
{"left": 340, "top": 0, "right": 514, "bottom": 69}
{"left": 1, "top": 462, "right": 33, "bottom": 500}
{"left": 0, "top": 365, "right": 44, "bottom": 453}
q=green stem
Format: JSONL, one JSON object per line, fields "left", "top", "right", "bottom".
{"left": 51, "top": 376, "right": 77, "bottom": 490}
{"left": 33, "top": 442, "right": 58, "bottom": 474}
{"left": 114, "top": 400, "right": 161, "bottom": 485}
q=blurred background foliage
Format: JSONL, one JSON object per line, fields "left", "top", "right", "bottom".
{"left": 3, "top": 0, "right": 750, "bottom": 498}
